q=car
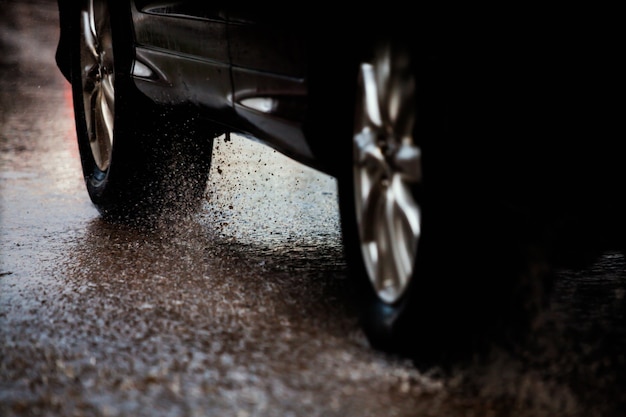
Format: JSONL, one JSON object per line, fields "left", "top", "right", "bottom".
{"left": 54, "top": 0, "right": 621, "bottom": 364}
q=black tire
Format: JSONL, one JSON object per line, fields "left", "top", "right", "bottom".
{"left": 338, "top": 42, "right": 554, "bottom": 365}
{"left": 69, "top": 0, "right": 220, "bottom": 224}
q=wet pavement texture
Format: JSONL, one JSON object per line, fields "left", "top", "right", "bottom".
{"left": 1, "top": 1, "right": 626, "bottom": 416}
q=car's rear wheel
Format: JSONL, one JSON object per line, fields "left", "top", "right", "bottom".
{"left": 70, "top": 0, "right": 219, "bottom": 224}
{"left": 338, "top": 42, "right": 554, "bottom": 365}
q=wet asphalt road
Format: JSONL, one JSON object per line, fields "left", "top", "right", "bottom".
{"left": 1, "top": 1, "right": 626, "bottom": 416}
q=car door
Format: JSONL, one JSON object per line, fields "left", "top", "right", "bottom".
{"left": 224, "top": 6, "right": 314, "bottom": 163}
{"left": 129, "top": 1, "right": 233, "bottom": 114}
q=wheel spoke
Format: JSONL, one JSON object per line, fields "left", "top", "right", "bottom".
{"left": 90, "top": 90, "right": 105, "bottom": 168}
{"left": 81, "top": 66, "right": 97, "bottom": 139}
{"left": 101, "top": 72, "right": 115, "bottom": 112}
{"left": 371, "top": 196, "right": 392, "bottom": 292}
{"left": 387, "top": 176, "right": 420, "bottom": 284}
{"left": 354, "top": 130, "right": 387, "bottom": 238}
{"left": 378, "top": 46, "right": 415, "bottom": 141}
{"left": 81, "top": 9, "right": 98, "bottom": 59}
{"left": 79, "top": 0, "right": 115, "bottom": 172}
{"left": 359, "top": 172, "right": 385, "bottom": 241}
{"left": 372, "top": 191, "right": 400, "bottom": 296}
{"left": 92, "top": 0, "right": 106, "bottom": 35}
{"left": 95, "top": 86, "right": 113, "bottom": 169}
{"left": 365, "top": 175, "right": 420, "bottom": 303}
{"left": 358, "top": 63, "right": 383, "bottom": 130}
{"left": 96, "top": 5, "right": 114, "bottom": 70}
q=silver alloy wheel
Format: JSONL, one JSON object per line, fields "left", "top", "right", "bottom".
{"left": 353, "top": 43, "right": 422, "bottom": 304}
{"left": 79, "top": 0, "right": 114, "bottom": 171}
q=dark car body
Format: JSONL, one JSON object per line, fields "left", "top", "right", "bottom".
{"left": 55, "top": 0, "right": 621, "bottom": 362}
{"left": 57, "top": 2, "right": 617, "bottom": 194}
{"left": 55, "top": 1, "right": 457, "bottom": 177}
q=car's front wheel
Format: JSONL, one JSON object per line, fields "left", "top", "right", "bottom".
{"left": 338, "top": 41, "right": 429, "bottom": 357}
{"left": 338, "top": 42, "right": 554, "bottom": 365}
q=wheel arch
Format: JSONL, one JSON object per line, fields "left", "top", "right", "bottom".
{"left": 55, "top": 0, "right": 76, "bottom": 83}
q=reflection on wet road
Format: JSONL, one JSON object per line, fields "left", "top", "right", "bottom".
{"left": 1, "top": 1, "right": 625, "bottom": 416}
